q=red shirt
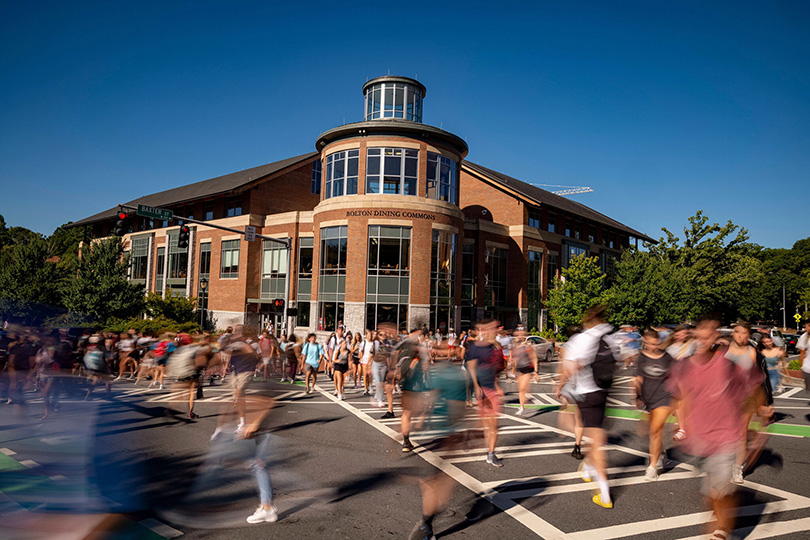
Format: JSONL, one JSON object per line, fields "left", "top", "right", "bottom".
{"left": 667, "top": 347, "right": 763, "bottom": 456}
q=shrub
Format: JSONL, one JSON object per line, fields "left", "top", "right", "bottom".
{"left": 788, "top": 359, "right": 802, "bottom": 371}
{"left": 102, "top": 316, "right": 200, "bottom": 336}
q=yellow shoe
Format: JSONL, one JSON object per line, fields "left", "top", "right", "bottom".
{"left": 592, "top": 494, "right": 613, "bottom": 509}
{"left": 577, "top": 462, "right": 593, "bottom": 483}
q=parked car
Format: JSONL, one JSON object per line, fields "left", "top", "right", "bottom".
{"left": 785, "top": 333, "right": 803, "bottom": 355}
{"left": 525, "top": 335, "right": 555, "bottom": 362}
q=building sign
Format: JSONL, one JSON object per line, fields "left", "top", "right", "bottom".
{"left": 346, "top": 209, "right": 436, "bottom": 221}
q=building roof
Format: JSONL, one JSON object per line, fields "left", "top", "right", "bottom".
{"left": 68, "top": 152, "right": 318, "bottom": 228}
{"left": 462, "top": 161, "right": 656, "bottom": 243}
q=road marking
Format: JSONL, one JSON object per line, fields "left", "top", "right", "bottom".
{"left": 19, "top": 460, "right": 39, "bottom": 468}
{"left": 313, "top": 383, "right": 573, "bottom": 540}
{"left": 777, "top": 387, "right": 802, "bottom": 399}
{"left": 537, "top": 393, "right": 561, "bottom": 405}
{"left": 606, "top": 397, "right": 631, "bottom": 407}
{"left": 0, "top": 448, "right": 16, "bottom": 456}
{"left": 482, "top": 464, "right": 661, "bottom": 488}
{"left": 505, "top": 470, "right": 698, "bottom": 499}
{"left": 437, "top": 441, "right": 574, "bottom": 457}
{"left": 678, "top": 516, "right": 810, "bottom": 540}
{"left": 446, "top": 447, "right": 613, "bottom": 464}
{"left": 139, "top": 517, "right": 184, "bottom": 538}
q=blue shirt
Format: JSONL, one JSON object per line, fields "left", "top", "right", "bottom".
{"left": 302, "top": 342, "right": 324, "bottom": 367}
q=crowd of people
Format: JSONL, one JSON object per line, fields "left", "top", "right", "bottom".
{"left": 1, "top": 315, "right": 808, "bottom": 540}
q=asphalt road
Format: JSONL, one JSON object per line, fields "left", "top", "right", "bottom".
{"left": 1, "top": 360, "right": 809, "bottom": 540}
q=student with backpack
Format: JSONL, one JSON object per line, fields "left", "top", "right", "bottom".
{"left": 565, "top": 305, "right": 619, "bottom": 509}
{"left": 302, "top": 334, "right": 325, "bottom": 394}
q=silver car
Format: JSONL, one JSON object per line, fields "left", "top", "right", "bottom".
{"left": 525, "top": 336, "right": 555, "bottom": 362}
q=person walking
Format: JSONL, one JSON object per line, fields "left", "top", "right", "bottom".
{"left": 302, "top": 334, "right": 325, "bottom": 394}
{"left": 760, "top": 335, "right": 786, "bottom": 393}
{"left": 466, "top": 319, "right": 506, "bottom": 467}
{"left": 634, "top": 329, "right": 675, "bottom": 481}
{"left": 512, "top": 329, "right": 538, "bottom": 416}
{"left": 333, "top": 335, "right": 350, "bottom": 400}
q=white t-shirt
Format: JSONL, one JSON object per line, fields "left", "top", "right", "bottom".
{"left": 798, "top": 333, "right": 810, "bottom": 373}
{"left": 447, "top": 332, "right": 457, "bottom": 346}
{"left": 566, "top": 323, "right": 618, "bottom": 395}
{"left": 117, "top": 339, "right": 134, "bottom": 353}
{"left": 361, "top": 340, "right": 377, "bottom": 363}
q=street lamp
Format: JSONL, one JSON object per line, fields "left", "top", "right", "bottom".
{"left": 199, "top": 277, "right": 209, "bottom": 330}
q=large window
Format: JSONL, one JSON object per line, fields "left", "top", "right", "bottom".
{"left": 547, "top": 253, "right": 558, "bottom": 291}
{"left": 221, "top": 239, "right": 240, "bottom": 278}
{"left": 527, "top": 250, "right": 542, "bottom": 330}
{"left": 261, "top": 240, "right": 287, "bottom": 299}
{"left": 311, "top": 159, "right": 322, "bottom": 195}
{"left": 528, "top": 209, "right": 541, "bottom": 229}
{"left": 366, "top": 148, "right": 418, "bottom": 195}
{"left": 484, "top": 246, "right": 508, "bottom": 307}
{"left": 226, "top": 197, "right": 242, "bottom": 217}
{"left": 198, "top": 243, "right": 211, "bottom": 310}
{"left": 461, "top": 241, "right": 476, "bottom": 330}
{"left": 430, "top": 230, "right": 456, "bottom": 332}
{"left": 168, "top": 232, "right": 188, "bottom": 281}
{"left": 364, "top": 82, "right": 423, "bottom": 122}
{"left": 426, "top": 152, "right": 458, "bottom": 204}
{"left": 297, "top": 237, "right": 314, "bottom": 328}
{"left": 319, "top": 226, "right": 348, "bottom": 331}
{"left": 325, "top": 150, "right": 359, "bottom": 198}
{"left": 129, "top": 236, "right": 149, "bottom": 283}
{"left": 367, "top": 226, "right": 411, "bottom": 332}
{"left": 155, "top": 246, "right": 165, "bottom": 294}
{"left": 566, "top": 244, "right": 588, "bottom": 266}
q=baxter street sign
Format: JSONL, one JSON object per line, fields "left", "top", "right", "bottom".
{"left": 137, "top": 204, "right": 174, "bottom": 221}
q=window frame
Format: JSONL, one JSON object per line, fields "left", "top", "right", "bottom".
{"left": 220, "top": 239, "right": 241, "bottom": 279}
{"left": 365, "top": 147, "right": 418, "bottom": 196}
{"left": 324, "top": 150, "right": 359, "bottom": 198}
{"left": 426, "top": 152, "right": 458, "bottom": 204}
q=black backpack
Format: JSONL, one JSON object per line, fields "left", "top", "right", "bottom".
{"left": 591, "top": 336, "right": 617, "bottom": 390}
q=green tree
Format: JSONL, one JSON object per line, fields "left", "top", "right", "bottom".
{"left": 144, "top": 290, "right": 198, "bottom": 324}
{"left": 546, "top": 254, "right": 608, "bottom": 330}
{"left": 62, "top": 237, "right": 145, "bottom": 324}
{"left": 0, "top": 239, "right": 64, "bottom": 324}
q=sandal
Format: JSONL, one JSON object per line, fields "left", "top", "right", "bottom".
{"left": 673, "top": 429, "right": 687, "bottom": 442}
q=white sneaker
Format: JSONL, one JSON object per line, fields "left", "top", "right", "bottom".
{"left": 339, "top": 394, "right": 344, "bottom": 401}
{"left": 515, "top": 407, "right": 525, "bottom": 416}
{"left": 246, "top": 505, "right": 278, "bottom": 524}
{"left": 114, "top": 376, "right": 123, "bottom": 381}
{"left": 644, "top": 466, "right": 658, "bottom": 481}
{"left": 235, "top": 420, "right": 245, "bottom": 434}
{"left": 732, "top": 465, "right": 744, "bottom": 484}
{"left": 377, "top": 400, "right": 385, "bottom": 408}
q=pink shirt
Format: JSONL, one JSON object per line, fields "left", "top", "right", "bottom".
{"left": 667, "top": 347, "right": 763, "bottom": 456}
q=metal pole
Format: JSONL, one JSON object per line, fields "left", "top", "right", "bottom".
{"left": 200, "top": 290, "right": 205, "bottom": 330}
{"left": 283, "top": 237, "right": 291, "bottom": 336}
{"left": 782, "top": 284, "right": 786, "bottom": 330}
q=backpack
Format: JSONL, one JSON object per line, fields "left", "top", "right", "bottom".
{"left": 168, "top": 345, "right": 198, "bottom": 379}
{"left": 591, "top": 337, "right": 618, "bottom": 390}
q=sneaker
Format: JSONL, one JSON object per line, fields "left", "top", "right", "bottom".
{"left": 377, "top": 400, "right": 385, "bottom": 408}
{"left": 381, "top": 411, "right": 395, "bottom": 419}
{"left": 486, "top": 452, "right": 504, "bottom": 467}
{"left": 114, "top": 376, "right": 123, "bottom": 381}
{"left": 658, "top": 455, "right": 674, "bottom": 469}
{"left": 577, "top": 461, "right": 593, "bottom": 482}
{"left": 246, "top": 505, "right": 278, "bottom": 524}
{"left": 235, "top": 420, "right": 245, "bottom": 434}
{"left": 571, "top": 445, "right": 584, "bottom": 460}
{"left": 127, "top": 374, "right": 135, "bottom": 380}
{"left": 402, "top": 440, "right": 415, "bottom": 453}
{"left": 732, "top": 464, "right": 744, "bottom": 484}
{"left": 188, "top": 411, "right": 200, "bottom": 420}
{"left": 592, "top": 494, "right": 613, "bottom": 509}
{"left": 280, "top": 377, "right": 287, "bottom": 382}
{"left": 515, "top": 407, "right": 525, "bottom": 416}
{"left": 644, "top": 465, "right": 658, "bottom": 481}
{"left": 409, "top": 521, "right": 436, "bottom": 540}
{"left": 338, "top": 394, "right": 344, "bottom": 401}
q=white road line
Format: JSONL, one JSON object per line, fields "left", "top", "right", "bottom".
{"left": 438, "top": 441, "right": 575, "bottom": 457}
{"left": 139, "top": 517, "right": 184, "bottom": 538}
{"left": 446, "top": 447, "right": 608, "bottom": 463}
{"left": 505, "top": 470, "right": 698, "bottom": 499}
{"left": 482, "top": 464, "right": 661, "bottom": 488}
{"left": 537, "top": 393, "right": 561, "bottom": 406}
{"left": 0, "top": 448, "right": 16, "bottom": 456}
{"left": 606, "top": 397, "right": 631, "bottom": 407}
{"left": 274, "top": 390, "right": 301, "bottom": 400}
{"left": 19, "top": 460, "right": 39, "bottom": 468}
{"left": 312, "top": 383, "right": 573, "bottom": 540}
{"left": 530, "top": 394, "right": 545, "bottom": 406}
{"left": 678, "top": 516, "right": 810, "bottom": 540}
{"left": 777, "top": 387, "right": 802, "bottom": 398}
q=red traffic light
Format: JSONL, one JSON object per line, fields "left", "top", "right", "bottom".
{"left": 180, "top": 225, "right": 190, "bottom": 234}
{"left": 118, "top": 212, "right": 128, "bottom": 220}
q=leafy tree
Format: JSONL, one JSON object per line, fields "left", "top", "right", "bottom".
{"left": 546, "top": 254, "right": 608, "bottom": 330}
{"left": 144, "top": 291, "right": 198, "bottom": 324}
{"left": 62, "top": 237, "right": 145, "bottom": 324}
{"left": 0, "top": 239, "right": 64, "bottom": 324}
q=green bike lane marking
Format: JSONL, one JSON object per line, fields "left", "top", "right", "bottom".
{"left": 504, "top": 404, "right": 810, "bottom": 438}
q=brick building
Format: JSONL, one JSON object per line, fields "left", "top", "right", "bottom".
{"left": 70, "top": 76, "right": 653, "bottom": 335}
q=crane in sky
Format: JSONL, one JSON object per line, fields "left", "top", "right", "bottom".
{"left": 531, "top": 183, "right": 594, "bottom": 196}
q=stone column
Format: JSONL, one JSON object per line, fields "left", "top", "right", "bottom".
{"left": 344, "top": 301, "right": 366, "bottom": 334}
{"left": 409, "top": 304, "right": 431, "bottom": 331}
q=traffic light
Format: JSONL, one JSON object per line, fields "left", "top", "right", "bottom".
{"left": 114, "top": 210, "right": 128, "bottom": 236}
{"left": 273, "top": 299, "right": 285, "bottom": 310}
{"left": 178, "top": 225, "right": 190, "bottom": 249}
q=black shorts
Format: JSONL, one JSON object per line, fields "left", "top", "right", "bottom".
{"left": 517, "top": 365, "right": 533, "bottom": 375}
{"left": 334, "top": 363, "right": 348, "bottom": 373}
{"left": 579, "top": 390, "right": 608, "bottom": 428}
{"left": 352, "top": 357, "right": 360, "bottom": 365}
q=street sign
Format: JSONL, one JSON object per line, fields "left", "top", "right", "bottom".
{"left": 137, "top": 204, "right": 173, "bottom": 221}
{"left": 795, "top": 313, "right": 803, "bottom": 323}
{"left": 245, "top": 225, "right": 256, "bottom": 242}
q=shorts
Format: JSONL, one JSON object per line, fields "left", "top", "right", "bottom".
{"left": 334, "top": 363, "right": 348, "bottom": 373}
{"left": 693, "top": 452, "right": 736, "bottom": 498}
{"left": 477, "top": 386, "right": 502, "bottom": 417}
{"left": 517, "top": 365, "right": 533, "bottom": 375}
{"left": 352, "top": 356, "right": 360, "bottom": 365}
{"left": 305, "top": 364, "right": 318, "bottom": 374}
{"left": 262, "top": 357, "right": 271, "bottom": 365}
{"left": 360, "top": 356, "right": 370, "bottom": 366}
{"left": 579, "top": 390, "right": 608, "bottom": 428}
{"left": 401, "top": 390, "right": 427, "bottom": 413}
{"left": 229, "top": 372, "right": 252, "bottom": 392}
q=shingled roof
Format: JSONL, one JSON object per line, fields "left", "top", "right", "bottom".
{"left": 462, "top": 161, "right": 656, "bottom": 243}
{"left": 67, "top": 152, "right": 318, "bottom": 228}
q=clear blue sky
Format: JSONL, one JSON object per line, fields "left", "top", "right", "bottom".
{"left": 1, "top": 1, "right": 808, "bottom": 248}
